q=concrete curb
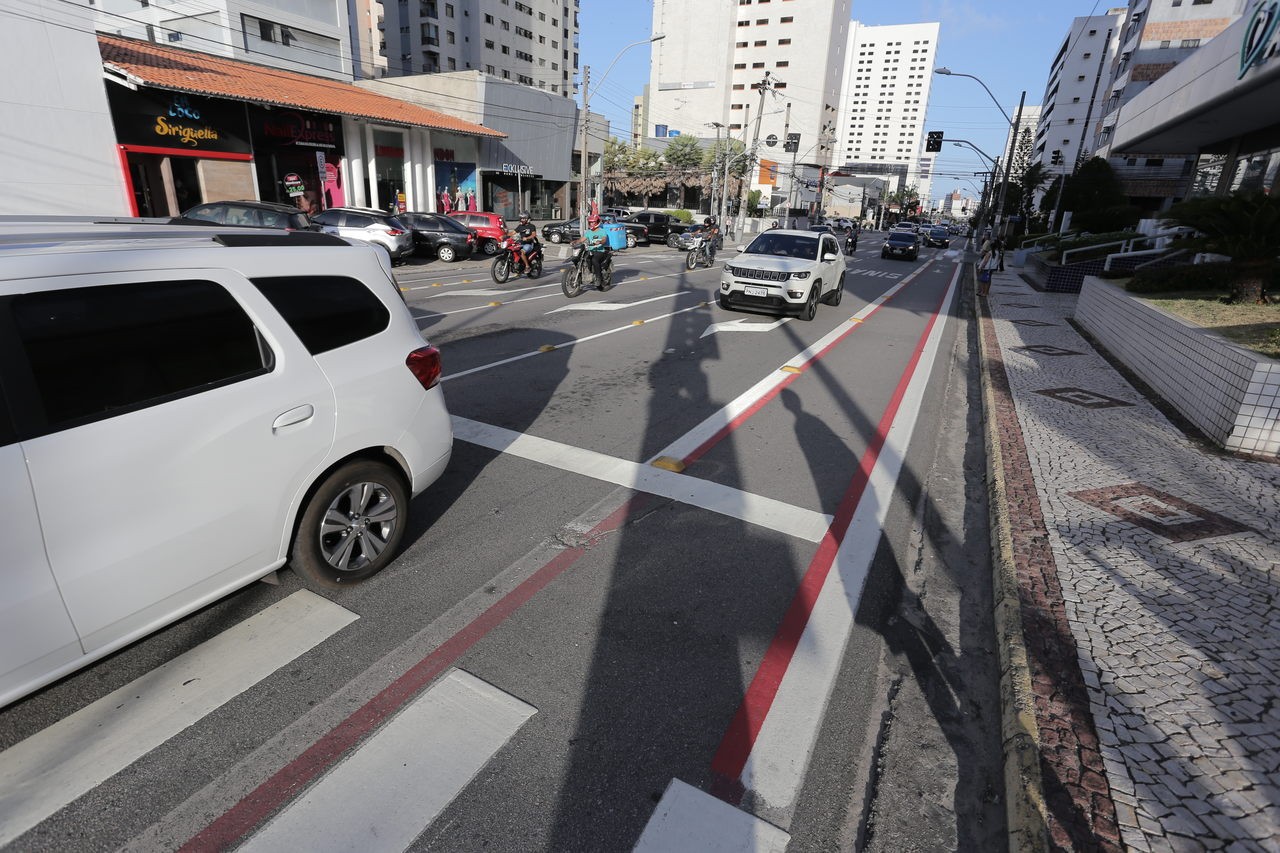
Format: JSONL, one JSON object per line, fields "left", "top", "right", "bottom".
{"left": 974, "top": 265, "right": 1050, "bottom": 852}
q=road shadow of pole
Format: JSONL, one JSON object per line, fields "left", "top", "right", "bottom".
{"left": 543, "top": 267, "right": 807, "bottom": 848}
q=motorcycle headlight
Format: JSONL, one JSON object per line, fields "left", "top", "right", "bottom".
{"left": 790, "top": 271, "right": 811, "bottom": 280}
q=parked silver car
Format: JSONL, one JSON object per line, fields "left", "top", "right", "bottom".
{"left": 311, "top": 207, "right": 415, "bottom": 261}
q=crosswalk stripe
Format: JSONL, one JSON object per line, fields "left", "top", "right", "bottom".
{"left": 633, "top": 779, "right": 789, "bottom": 852}
{"left": 0, "top": 591, "right": 356, "bottom": 848}
{"left": 237, "top": 669, "right": 535, "bottom": 853}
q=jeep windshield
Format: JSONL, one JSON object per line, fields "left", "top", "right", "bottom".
{"left": 886, "top": 232, "right": 917, "bottom": 245}
{"left": 743, "top": 233, "right": 820, "bottom": 260}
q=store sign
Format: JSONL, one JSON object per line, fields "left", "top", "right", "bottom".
{"left": 1240, "top": 0, "right": 1280, "bottom": 79}
{"left": 283, "top": 172, "right": 306, "bottom": 197}
{"left": 258, "top": 110, "right": 339, "bottom": 148}
{"left": 502, "top": 163, "right": 534, "bottom": 176}
{"left": 107, "top": 87, "right": 250, "bottom": 154}
{"left": 434, "top": 148, "right": 456, "bottom": 161}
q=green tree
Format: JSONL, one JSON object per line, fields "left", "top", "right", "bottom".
{"left": 602, "top": 137, "right": 635, "bottom": 174}
{"left": 1161, "top": 191, "right": 1280, "bottom": 303}
{"left": 1061, "top": 157, "right": 1139, "bottom": 232}
{"left": 663, "top": 135, "right": 704, "bottom": 207}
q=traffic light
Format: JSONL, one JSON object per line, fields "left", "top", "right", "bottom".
{"left": 1051, "top": 149, "right": 1063, "bottom": 166}
{"left": 925, "top": 131, "right": 944, "bottom": 152}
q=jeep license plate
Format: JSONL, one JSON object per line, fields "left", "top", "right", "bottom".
{"left": 744, "top": 285, "right": 768, "bottom": 297}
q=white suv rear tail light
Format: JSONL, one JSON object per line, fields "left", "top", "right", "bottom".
{"left": 406, "top": 346, "right": 442, "bottom": 389}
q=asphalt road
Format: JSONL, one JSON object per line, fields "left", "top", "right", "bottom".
{"left": 0, "top": 234, "right": 1005, "bottom": 852}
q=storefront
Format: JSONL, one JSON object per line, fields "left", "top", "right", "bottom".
{"left": 106, "top": 85, "right": 253, "bottom": 217}
{"left": 482, "top": 163, "right": 565, "bottom": 220}
{"left": 430, "top": 133, "right": 481, "bottom": 214}
{"left": 248, "top": 106, "right": 346, "bottom": 215}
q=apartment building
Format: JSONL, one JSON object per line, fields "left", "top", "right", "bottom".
{"left": 646, "top": 0, "right": 853, "bottom": 211}
{"left": 1093, "top": 0, "right": 1247, "bottom": 210}
{"left": 835, "top": 21, "right": 941, "bottom": 203}
{"left": 381, "top": 0, "right": 578, "bottom": 96}
{"left": 1034, "top": 9, "right": 1126, "bottom": 185}
{"left": 350, "top": 0, "right": 388, "bottom": 79}
{"left": 92, "top": 0, "right": 354, "bottom": 80}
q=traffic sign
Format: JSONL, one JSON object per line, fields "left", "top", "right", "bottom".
{"left": 765, "top": 134, "right": 778, "bottom": 147}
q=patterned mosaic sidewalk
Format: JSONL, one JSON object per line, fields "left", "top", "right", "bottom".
{"left": 979, "top": 270, "right": 1280, "bottom": 852}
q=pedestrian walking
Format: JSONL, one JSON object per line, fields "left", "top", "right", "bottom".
{"left": 994, "top": 236, "right": 1006, "bottom": 271}
{"left": 978, "top": 239, "right": 997, "bottom": 296}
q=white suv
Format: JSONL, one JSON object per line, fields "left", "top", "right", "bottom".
{"left": 718, "top": 229, "right": 846, "bottom": 320}
{"left": 0, "top": 221, "right": 452, "bottom": 708}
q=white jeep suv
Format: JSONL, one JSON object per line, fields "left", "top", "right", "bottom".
{"left": 0, "top": 221, "right": 451, "bottom": 708}
{"left": 718, "top": 229, "right": 846, "bottom": 320}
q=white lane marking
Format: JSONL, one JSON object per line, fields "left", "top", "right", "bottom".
{"left": 657, "top": 266, "right": 931, "bottom": 463}
{"left": 633, "top": 779, "right": 789, "bottom": 853}
{"left": 416, "top": 290, "right": 564, "bottom": 319}
{"left": 700, "top": 317, "right": 790, "bottom": 338}
{"left": 238, "top": 669, "right": 534, "bottom": 853}
{"left": 451, "top": 417, "right": 832, "bottom": 543}
{"left": 547, "top": 292, "right": 682, "bottom": 313}
{"left": 442, "top": 300, "right": 709, "bottom": 382}
{"left": 0, "top": 591, "right": 356, "bottom": 847}
{"left": 738, "top": 263, "right": 960, "bottom": 823}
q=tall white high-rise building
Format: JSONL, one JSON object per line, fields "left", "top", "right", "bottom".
{"left": 1034, "top": 9, "right": 1126, "bottom": 178}
{"left": 647, "top": 0, "right": 852, "bottom": 210}
{"left": 381, "top": 0, "right": 578, "bottom": 95}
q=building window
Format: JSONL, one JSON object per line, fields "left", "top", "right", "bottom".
{"left": 778, "top": 38, "right": 791, "bottom": 45}
{"left": 445, "top": 3, "right": 453, "bottom": 16}
{"left": 485, "top": 39, "right": 493, "bottom": 48}
{"left": 1181, "top": 38, "right": 1201, "bottom": 47}
{"left": 259, "top": 19, "right": 275, "bottom": 42}
{"left": 734, "top": 62, "right": 746, "bottom": 69}
{"left": 737, "top": 40, "right": 748, "bottom": 47}
{"left": 754, "top": 40, "right": 766, "bottom": 46}
{"left": 447, "top": 57, "right": 456, "bottom": 69}
{"left": 752, "top": 61, "right": 765, "bottom": 68}
{"left": 484, "top": 13, "right": 493, "bottom": 23}
{"left": 738, "top": 20, "right": 750, "bottom": 26}
{"left": 756, "top": 18, "right": 767, "bottom": 24}
{"left": 732, "top": 83, "right": 745, "bottom": 90}
{"left": 780, "top": 16, "right": 793, "bottom": 23}
{"left": 776, "top": 60, "right": 789, "bottom": 67}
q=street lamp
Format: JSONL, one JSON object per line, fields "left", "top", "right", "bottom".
{"left": 580, "top": 33, "right": 665, "bottom": 229}
{"left": 949, "top": 139, "right": 998, "bottom": 168}
{"left": 933, "top": 66, "right": 1025, "bottom": 237}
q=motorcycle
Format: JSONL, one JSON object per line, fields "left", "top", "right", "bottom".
{"left": 844, "top": 230, "right": 858, "bottom": 254}
{"left": 490, "top": 235, "right": 543, "bottom": 284}
{"left": 685, "top": 235, "right": 714, "bottom": 270}
{"left": 561, "top": 243, "right": 613, "bottom": 298}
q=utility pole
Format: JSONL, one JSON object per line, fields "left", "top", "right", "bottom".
{"left": 707, "top": 122, "right": 724, "bottom": 218}
{"left": 780, "top": 101, "right": 790, "bottom": 220}
{"left": 735, "top": 71, "right": 772, "bottom": 236}
{"left": 578, "top": 65, "right": 590, "bottom": 231}
{"left": 994, "top": 90, "right": 1025, "bottom": 239}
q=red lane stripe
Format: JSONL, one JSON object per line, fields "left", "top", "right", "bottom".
{"left": 180, "top": 497, "right": 640, "bottom": 852}
{"left": 709, "top": 280, "right": 953, "bottom": 785}
{"left": 680, "top": 269, "right": 923, "bottom": 467}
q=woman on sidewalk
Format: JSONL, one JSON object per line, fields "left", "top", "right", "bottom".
{"left": 978, "top": 240, "right": 997, "bottom": 296}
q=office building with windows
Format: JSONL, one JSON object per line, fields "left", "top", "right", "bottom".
{"left": 381, "top": 0, "right": 578, "bottom": 95}
{"left": 834, "top": 20, "right": 940, "bottom": 205}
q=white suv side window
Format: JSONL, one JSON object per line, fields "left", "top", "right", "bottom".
{"left": 12, "top": 280, "right": 272, "bottom": 435}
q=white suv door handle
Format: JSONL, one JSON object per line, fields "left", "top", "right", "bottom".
{"left": 272, "top": 404, "right": 314, "bottom": 431}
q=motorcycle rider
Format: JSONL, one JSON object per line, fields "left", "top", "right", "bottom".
{"left": 511, "top": 211, "right": 540, "bottom": 271}
{"left": 574, "top": 213, "right": 611, "bottom": 288}
{"left": 695, "top": 216, "right": 721, "bottom": 263}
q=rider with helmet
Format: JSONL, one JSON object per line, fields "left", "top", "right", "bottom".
{"left": 696, "top": 216, "right": 721, "bottom": 263}
{"left": 512, "top": 211, "right": 540, "bottom": 271}
{"left": 576, "top": 213, "right": 611, "bottom": 288}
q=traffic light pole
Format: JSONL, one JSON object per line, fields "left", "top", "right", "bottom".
{"left": 993, "top": 90, "right": 1026, "bottom": 238}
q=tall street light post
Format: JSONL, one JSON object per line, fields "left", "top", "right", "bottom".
{"left": 579, "top": 33, "right": 665, "bottom": 231}
{"left": 934, "top": 67, "right": 1025, "bottom": 238}
{"left": 706, "top": 121, "right": 725, "bottom": 219}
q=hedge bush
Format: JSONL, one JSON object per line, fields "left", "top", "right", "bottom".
{"left": 671, "top": 209, "right": 693, "bottom": 223}
{"left": 1125, "top": 262, "right": 1280, "bottom": 294}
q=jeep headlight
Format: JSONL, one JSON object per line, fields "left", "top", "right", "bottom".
{"left": 790, "top": 270, "right": 811, "bottom": 280}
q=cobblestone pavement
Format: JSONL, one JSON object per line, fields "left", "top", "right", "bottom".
{"left": 979, "top": 269, "right": 1280, "bottom": 852}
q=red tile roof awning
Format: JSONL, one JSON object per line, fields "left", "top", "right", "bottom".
{"left": 99, "top": 35, "right": 505, "bottom": 139}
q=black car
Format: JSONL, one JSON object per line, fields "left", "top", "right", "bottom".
{"left": 623, "top": 210, "right": 693, "bottom": 244}
{"left": 882, "top": 230, "right": 920, "bottom": 260}
{"left": 172, "top": 200, "right": 311, "bottom": 231}
{"left": 923, "top": 226, "right": 950, "bottom": 248}
{"left": 543, "top": 216, "right": 649, "bottom": 247}
{"left": 400, "top": 211, "right": 476, "bottom": 262}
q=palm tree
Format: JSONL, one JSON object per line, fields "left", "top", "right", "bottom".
{"left": 1162, "top": 191, "right": 1280, "bottom": 303}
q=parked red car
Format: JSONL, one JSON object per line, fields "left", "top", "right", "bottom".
{"left": 447, "top": 211, "right": 506, "bottom": 255}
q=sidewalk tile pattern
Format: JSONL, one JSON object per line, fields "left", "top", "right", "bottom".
{"left": 983, "top": 271, "right": 1280, "bottom": 852}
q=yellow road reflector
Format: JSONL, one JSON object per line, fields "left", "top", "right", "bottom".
{"left": 488, "top": 301, "right": 502, "bottom": 306}
{"left": 539, "top": 344, "right": 558, "bottom": 352}
{"left": 631, "top": 319, "right": 644, "bottom": 326}
{"left": 462, "top": 279, "right": 472, "bottom": 283}
{"left": 640, "top": 276, "right": 649, "bottom": 280}
{"left": 431, "top": 282, "right": 443, "bottom": 287}
{"left": 651, "top": 456, "right": 686, "bottom": 473}
{"left": 850, "top": 318, "right": 862, "bottom": 324}
{"left": 781, "top": 365, "right": 803, "bottom": 374}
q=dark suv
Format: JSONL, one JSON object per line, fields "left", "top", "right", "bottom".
{"left": 882, "top": 230, "right": 920, "bottom": 260}
{"left": 401, "top": 212, "right": 476, "bottom": 262}
{"left": 172, "top": 200, "right": 311, "bottom": 231}
{"left": 623, "top": 210, "right": 692, "bottom": 246}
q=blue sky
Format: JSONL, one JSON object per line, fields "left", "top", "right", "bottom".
{"left": 580, "top": 1, "right": 1114, "bottom": 202}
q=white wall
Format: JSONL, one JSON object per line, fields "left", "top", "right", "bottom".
{"left": 1, "top": 0, "right": 129, "bottom": 215}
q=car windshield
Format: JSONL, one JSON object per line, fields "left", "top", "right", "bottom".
{"left": 887, "top": 232, "right": 916, "bottom": 244}
{"left": 744, "top": 233, "right": 819, "bottom": 259}
{"left": 930, "top": 228, "right": 947, "bottom": 236}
